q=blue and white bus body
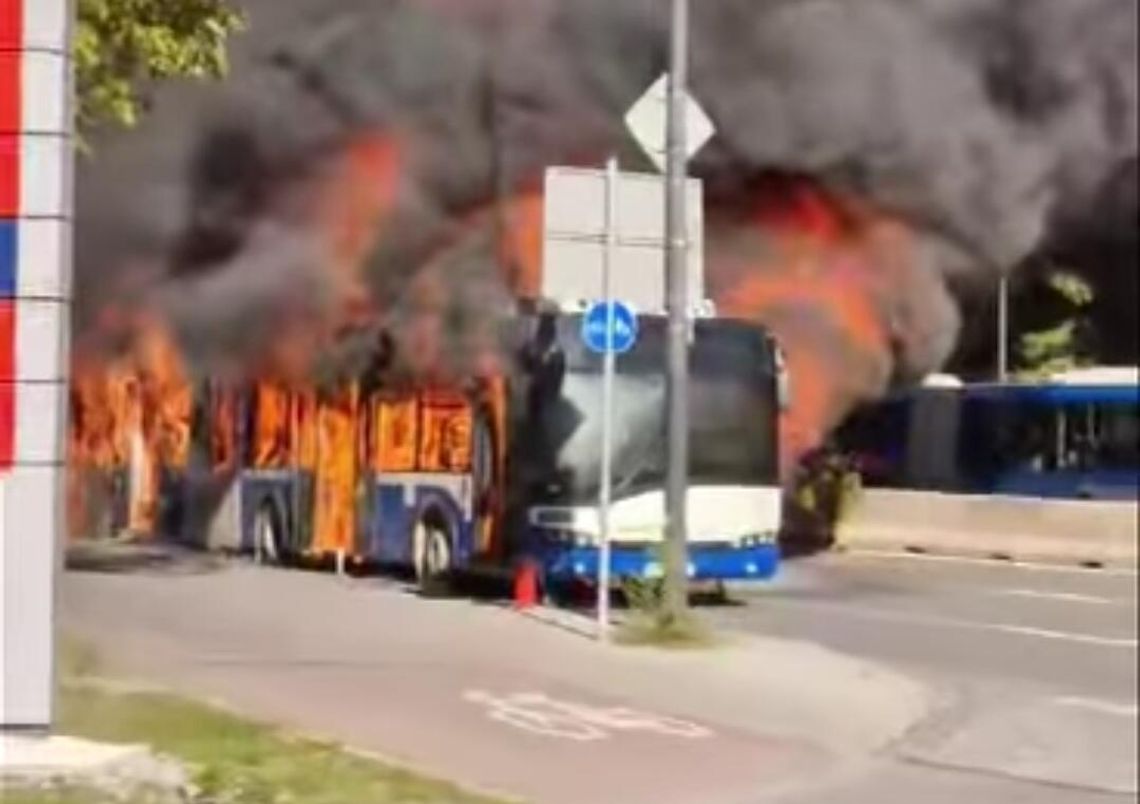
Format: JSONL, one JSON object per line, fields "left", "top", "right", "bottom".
{"left": 238, "top": 468, "right": 311, "bottom": 557}
{"left": 362, "top": 472, "right": 480, "bottom": 566}
{"left": 841, "top": 366, "right": 1139, "bottom": 502}
{"left": 509, "top": 305, "right": 787, "bottom": 587}
{"left": 526, "top": 485, "right": 781, "bottom": 584}
{"left": 965, "top": 368, "right": 1139, "bottom": 501}
{"left": 237, "top": 466, "right": 481, "bottom": 568}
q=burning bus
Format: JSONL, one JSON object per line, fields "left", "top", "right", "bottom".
{"left": 68, "top": 296, "right": 785, "bottom": 594}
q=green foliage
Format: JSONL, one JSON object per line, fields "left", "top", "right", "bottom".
{"left": 622, "top": 574, "right": 665, "bottom": 617}
{"left": 616, "top": 611, "right": 715, "bottom": 649}
{"left": 1016, "top": 270, "right": 1095, "bottom": 379}
{"left": 1018, "top": 320, "right": 1084, "bottom": 378}
{"left": 75, "top": 0, "right": 244, "bottom": 136}
{"left": 793, "top": 451, "right": 862, "bottom": 524}
{"left": 1047, "top": 272, "right": 1095, "bottom": 307}
{"left": 56, "top": 681, "right": 506, "bottom": 803}
{"left": 617, "top": 545, "right": 715, "bottom": 649}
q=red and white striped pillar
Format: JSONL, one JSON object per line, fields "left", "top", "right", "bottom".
{"left": 0, "top": 0, "right": 73, "bottom": 731}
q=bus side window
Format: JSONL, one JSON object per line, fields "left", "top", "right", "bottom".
{"left": 293, "top": 391, "right": 319, "bottom": 470}
{"left": 210, "top": 388, "right": 236, "bottom": 472}
{"left": 419, "top": 402, "right": 472, "bottom": 473}
{"left": 374, "top": 396, "right": 418, "bottom": 473}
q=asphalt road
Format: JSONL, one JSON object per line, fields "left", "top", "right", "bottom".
{"left": 710, "top": 550, "right": 1139, "bottom": 802}
{"left": 59, "top": 545, "right": 1137, "bottom": 803}
{"left": 60, "top": 555, "right": 841, "bottom": 804}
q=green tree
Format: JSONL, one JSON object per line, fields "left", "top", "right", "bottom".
{"left": 1016, "top": 270, "right": 1095, "bottom": 379}
{"left": 75, "top": 0, "right": 244, "bottom": 136}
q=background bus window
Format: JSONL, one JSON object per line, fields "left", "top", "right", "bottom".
{"left": 1061, "top": 402, "right": 1139, "bottom": 471}
{"left": 957, "top": 399, "right": 1056, "bottom": 485}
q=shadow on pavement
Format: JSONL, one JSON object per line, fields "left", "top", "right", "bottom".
{"left": 65, "top": 539, "right": 227, "bottom": 576}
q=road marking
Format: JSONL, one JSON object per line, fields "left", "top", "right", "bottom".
{"left": 463, "top": 690, "right": 714, "bottom": 742}
{"left": 989, "top": 623, "right": 1139, "bottom": 649}
{"left": 842, "top": 549, "right": 1139, "bottom": 577}
{"left": 988, "top": 588, "right": 1123, "bottom": 606}
{"left": 752, "top": 597, "right": 1139, "bottom": 649}
{"left": 1055, "top": 697, "right": 1140, "bottom": 718}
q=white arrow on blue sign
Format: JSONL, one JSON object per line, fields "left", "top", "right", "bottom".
{"left": 582, "top": 301, "right": 639, "bottom": 355}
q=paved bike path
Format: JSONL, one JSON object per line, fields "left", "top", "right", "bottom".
{"left": 61, "top": 561, "right": 919, "bottom": 804}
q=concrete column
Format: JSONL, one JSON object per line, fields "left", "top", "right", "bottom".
{"left": 0, "top": 0, "right": 73, "bottom": 731}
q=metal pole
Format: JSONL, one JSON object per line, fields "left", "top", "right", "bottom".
{"left": 598, "top": 156, "right": 619, "bottom": 642}
{"left": 663, "top": 0, "right": 690, "bottom": 622}
{"left": 998, "top": 274, "right": 1009, "bottom": 382}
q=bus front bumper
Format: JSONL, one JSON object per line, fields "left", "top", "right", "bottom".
{"left": 533, "top": 542, "right": 779, "bottom": 583}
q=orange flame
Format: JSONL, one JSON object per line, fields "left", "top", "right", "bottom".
{"left": 73, "top": 138, "right": 902, "bottom": 552}
{"left": 312, "top": 385, "right": 360, "bottom": 554}
{"left": 318, "top": 133, "right": 403, "bottom": 319}
{"left": 500, "top": 189, "right": 545, "bottom": 298}
{"left": 68, "top": 313, "right": 193, "bottom": 538}
{"left": 709, "top": 178, "right": 899, "bottom": 476}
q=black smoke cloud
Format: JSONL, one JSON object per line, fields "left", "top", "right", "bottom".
{"left": 76, "top": 0, "right": 1137, "bottom": 389}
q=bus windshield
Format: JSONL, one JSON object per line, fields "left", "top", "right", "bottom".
{"left": 513, "top": 313, "right": 779, "bottom": 506}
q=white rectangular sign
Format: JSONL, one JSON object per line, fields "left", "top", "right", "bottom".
{"left": 541, "top": 166, "right": 703, "bottom": 314}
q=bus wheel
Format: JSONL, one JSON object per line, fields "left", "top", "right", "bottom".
{"left": 253, "top": 503, "right": 283, "bottom": 566}
{"left": 413, "top": 511, "right": 454, "bottom": 596}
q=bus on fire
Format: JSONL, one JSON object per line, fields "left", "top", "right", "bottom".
{"left": 70, "top": 301, "right": 785, "bottom": 596}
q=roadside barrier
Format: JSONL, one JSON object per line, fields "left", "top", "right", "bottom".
{"left": 836, "top": 489, "right": 1139, "bottom": 568}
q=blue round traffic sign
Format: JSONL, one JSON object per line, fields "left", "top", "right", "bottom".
{"left": 582, "top": 301, "right": 639, "bottom": 355}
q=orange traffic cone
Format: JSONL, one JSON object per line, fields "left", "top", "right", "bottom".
{"left": 513, "top": 560, "right": 539, "bottom": 609}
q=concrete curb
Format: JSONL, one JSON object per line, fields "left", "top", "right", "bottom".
{"left": 0, "top": 734, "right": 189, "bottom": 796}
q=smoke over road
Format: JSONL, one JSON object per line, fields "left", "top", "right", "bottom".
{"left": 75, "top": 0, "right": 1138, "bottom": 467}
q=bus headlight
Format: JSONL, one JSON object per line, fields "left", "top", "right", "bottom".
{"left": 739, "top": 532, "right": 775, "bottom": 548}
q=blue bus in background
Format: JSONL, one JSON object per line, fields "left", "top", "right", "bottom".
{"left": 837, "top": 368, "right": 1139, "bottom": 501}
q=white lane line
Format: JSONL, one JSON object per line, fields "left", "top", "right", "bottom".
{"left": 1055, "top": 697, "right": 1140, "bottom": 718}
{"left": 841, "top": 548, "right": 1139, "bottom": 577}
{"left": 987, "top": 588, "right": 1124, "bottom": 606}
{"left": 754, "top": 597, "right": 1139, "bottom": 649}
{"left": 991, "top": 623, "right": 1138, "bottom": 649}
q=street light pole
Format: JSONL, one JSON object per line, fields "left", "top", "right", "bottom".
{"left": 997, "top": 273, "right": 1009, "bottom": 382}
{"left": 663, "top": 0, "right": 690, "bottom": 623}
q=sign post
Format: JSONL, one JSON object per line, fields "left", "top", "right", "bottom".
{"left": 598, "top": 157, "right": 618, "bottom": 642}
{"left": 0, "top": 0, "right": 74, "bottom": 732}
{"left": 997, "top": 273, "right": 1009, "bottom": 382}
{"left": 625, "top": 59, "right": 715, "bottom": 623}
{"left": 580, "top": 160, "right": 638, "bottom": 640}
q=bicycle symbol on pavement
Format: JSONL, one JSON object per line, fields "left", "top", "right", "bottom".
{"left": 463, "top": 690, "right": 714, "bottom": 742}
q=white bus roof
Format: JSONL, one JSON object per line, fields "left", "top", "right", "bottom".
{"left": 921, "top": 373, "right": 964, "bottom": 388}
{"left": 1049, "top": 366, "right": 1139, "bottom": 386}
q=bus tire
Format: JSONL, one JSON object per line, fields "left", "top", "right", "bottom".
{"left": 413, "top": 509, "right": 454, "bottom": 597}
{"left": 253, "top": 502, "right": 285, "bottom": 566}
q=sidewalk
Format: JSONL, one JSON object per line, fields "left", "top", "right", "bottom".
{"left": 61, "top": 559, "right": 930, "bottom": 804}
